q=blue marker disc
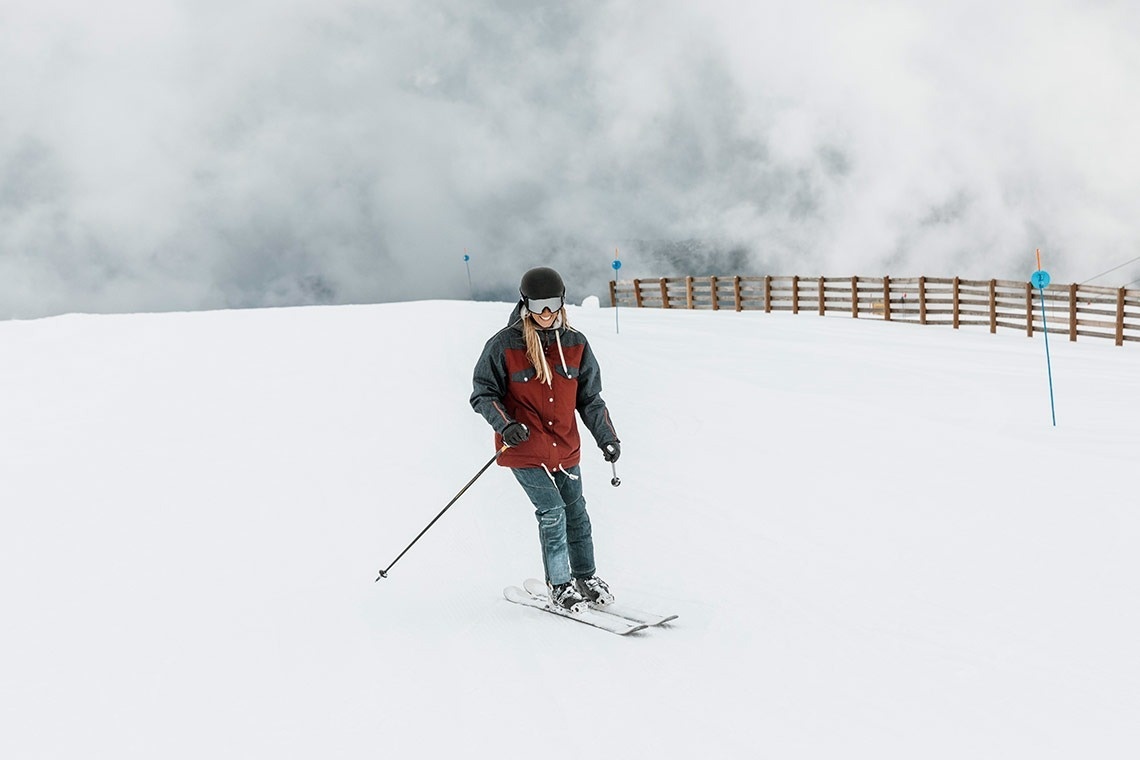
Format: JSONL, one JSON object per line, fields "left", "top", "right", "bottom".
{"left": 1031, "top": 270, "right": 1051, "bottom": 289}
{"left": 463, "top": 254, "right": 470, "bottom": 262}
{"left": 612, "top": 260, "right": 622, "bottom": 270}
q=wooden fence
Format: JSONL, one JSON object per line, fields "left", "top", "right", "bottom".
{"left": 609, "top": 275, "right": 1140, "bottom": 346}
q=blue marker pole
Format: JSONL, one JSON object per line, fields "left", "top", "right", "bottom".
{"left": 1031, "top": 250, "right": 1056, "bottom": 426}
{"left": 612, "top": 254, "right": 622, "bottom": 334}
{"left": 463, "top": 250, "right": 473, "bottom": 300}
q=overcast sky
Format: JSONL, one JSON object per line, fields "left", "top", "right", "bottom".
{"left": 2, "top": 0, "right": 1138, "bottom": 318}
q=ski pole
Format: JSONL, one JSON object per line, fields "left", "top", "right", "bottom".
{"left": 375, "top": 444, "right": 508, "bottom": 581}
{"left": 603, "top": 443, "right": 621, "bottom": 487}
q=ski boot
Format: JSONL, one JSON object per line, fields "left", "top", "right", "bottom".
{"left": 574, "top": 575, "right": 615, "bottom": 606}
{"left": 549, "top": 581, "right": 588, "bottom": 613}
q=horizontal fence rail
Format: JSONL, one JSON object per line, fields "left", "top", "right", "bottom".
{"left": 608, "top": 275, "right": 1140, "bottom": 346}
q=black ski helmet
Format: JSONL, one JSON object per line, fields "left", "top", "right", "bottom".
{"left": 519, "top": 267, "right": 565, "bottom": 300}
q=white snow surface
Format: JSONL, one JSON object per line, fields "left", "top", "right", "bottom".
{"left": 2, "top": 301, "right": 1138, "bottom": 759}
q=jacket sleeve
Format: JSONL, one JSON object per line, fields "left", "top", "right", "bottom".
{"left": 470, "top": 333, "right": 515, "bottom": 434}
{"left": 575, "top": 337, "right": 619, "bottom": 448}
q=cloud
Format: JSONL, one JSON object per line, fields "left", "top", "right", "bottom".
{"left": 2, "top": 0, "right": 1138, "bottom": 318}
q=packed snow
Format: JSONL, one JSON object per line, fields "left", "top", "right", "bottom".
{"left": 2, "top": 300, "right": 1137, "bottom": 758}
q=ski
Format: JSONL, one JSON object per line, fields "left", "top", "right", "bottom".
{"left": 503, "top": 585, "right": 646, "bottom": 635}
{"left": 522, "top": 578, "right": 678, "bottom": 627}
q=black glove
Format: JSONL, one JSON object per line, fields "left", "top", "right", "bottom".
{"left": 502, "top": 422, "right": 530, "bottom": 447}
{"left": 601, "top": 441, "right": 621, "bottom": 463}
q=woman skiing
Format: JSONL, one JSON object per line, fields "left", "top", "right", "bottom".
{"left": 470, "top": 266, "right": 621, "bottom": 613}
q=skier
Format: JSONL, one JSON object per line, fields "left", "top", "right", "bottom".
{"left": 471, "top": 266, "right": 621, "bottom": 613}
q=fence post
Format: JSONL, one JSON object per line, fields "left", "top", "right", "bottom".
{"left": 953, "top": 277, "right": 961, "bottom": 329}
{"left": 818, "top": 277, "right": 825, "bottom": 316}
{"left": 609, "top": 280, "right": 617, "bottom": 307}
{"left": 1068, "top": 283, "right": 1077, "bottom": 341}
{"left": 883, "top": 275, "right": 892, "bottom": 321}
{"left": 1116, "top": 287, "right": 1125, "bottom": 346}
{"left": 660, "top": 278, "right": 670, "bottom": 309}
{"left": 633, "top": 279, "right": 644, "bottom": 308}
{"left": 686, "top": 276, "right": 694, "bottom": 309}
{"left": 764, "top": 275, "right": 772, "bottom": 313}
{"left": 710, "top": 276, "right": 719, "bottom": 311}
{"left": 1025, "top": 282, "right": 1033, "bottom": 337}
{"left": 851, "top": 276, "right": 858, "bottom": 318}
{"left": 919, "top": 276, "right": 927, "bottom": 324}
{"left": 734, "top": 276, "right": 742, "bottom": 312}
{"left": 989, "top": 279, "right": 997, "bottom": 333}
{"left": 792, "top": 275, "right": 800, "bottom": 314}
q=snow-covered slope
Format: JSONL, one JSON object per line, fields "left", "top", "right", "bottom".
{"left": 2, "top": 301, "right": 1137, "bottom": 758}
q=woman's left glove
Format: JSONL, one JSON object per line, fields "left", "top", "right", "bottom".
{"left": 502, "top": 422, "right": 530, "bottom": 447}
{"left": 602, "top": 441, "right": 621, "bottom": 463}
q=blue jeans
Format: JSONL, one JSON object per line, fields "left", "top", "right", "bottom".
{"left": 512, "top": 465, "right": 595, "bottom": 586}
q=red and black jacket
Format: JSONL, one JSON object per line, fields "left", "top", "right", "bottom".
{"left": 470, "top": 304, "right": 619, "bottom": 470}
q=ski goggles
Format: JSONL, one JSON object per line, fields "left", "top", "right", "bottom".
{"left": 525, "top": 296, "right": 564, "bottom": 315}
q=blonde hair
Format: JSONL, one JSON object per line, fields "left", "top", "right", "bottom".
{"left": 522, "top": 307, "right": 569, "bottom": 385}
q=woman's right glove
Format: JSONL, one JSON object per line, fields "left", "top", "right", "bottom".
{"left": 501, "top": 422, "right": 530, "bottom": 447}
{"left": 602, "top": 441, "right": 621, "bottom": 463}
